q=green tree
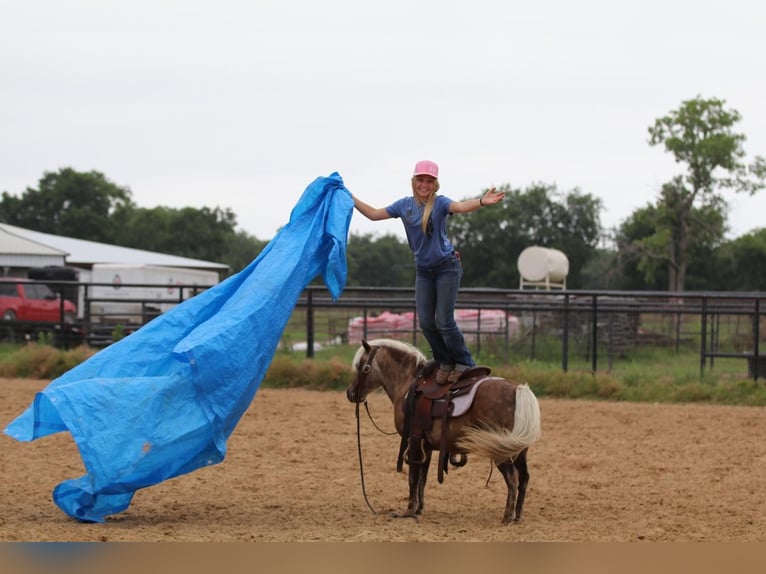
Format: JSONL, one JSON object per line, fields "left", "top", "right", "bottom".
{"left": 644, "top": 96, "right": 766, "bottom": 291}
{"left": 0, "top": 167, "right": 256, "bottom": 269}
{"left": 449, "top": 183, "right": 603, "bottom": 288}
{"left": 614, "top": 205, "right": 668, "bottom": 290}
{"left": 111, "top": 205, "right": 239, "bottom": 264}
{"left": 222, "top": 230, "right": 269, "bottom": 275}
{"left": 712, "top": 228, "right": 766, "bottom": 291}
{"left": 577, "top": 248, "right": 622, "bottom": 290}
{"left": 616, "top": 184, "right": 727, "bottom": 290}
{"left": 0, "top": 168, "right": 134, "bottom": 242}
{"left": 346, "top": 232, "right": 414, "bottom": 287}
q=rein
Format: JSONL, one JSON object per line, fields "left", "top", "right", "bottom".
{"left": 352, "top": 343, "right": 408, "bottom": 514}
{"left": 355, "top": 401, "right": 378, "bottom": 514}
{"left": 364, "top": 401, "right": 398, "bottom": 435}
{"left": 353, "top": 344, "right": 382, "bottom": 515}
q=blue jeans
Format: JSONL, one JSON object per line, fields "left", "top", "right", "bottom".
{"left": 415, "top": 253, "right": 475, "bottom": 370}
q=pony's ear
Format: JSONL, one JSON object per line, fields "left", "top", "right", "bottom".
{"left": 362, "top": 339, "right": 371, "bottom": 351}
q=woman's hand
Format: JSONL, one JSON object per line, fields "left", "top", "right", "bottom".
{"left": 480, "top": 187, "right": 505, "bottom": 206}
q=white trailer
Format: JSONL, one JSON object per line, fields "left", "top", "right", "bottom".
{"left": 86, "top": 263, "right": 220, "bottom": 324}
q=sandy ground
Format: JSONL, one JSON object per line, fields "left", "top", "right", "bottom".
{"left": 1, "top": 377, "right": 766, "bottom": 542}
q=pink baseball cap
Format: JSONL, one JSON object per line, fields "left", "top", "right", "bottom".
{"left": 413, "top": 159, "right": 439, "bottom": 179}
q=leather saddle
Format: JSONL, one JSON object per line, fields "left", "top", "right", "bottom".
{"left": 397, "top": 360, "right": 492, "bottom": 483}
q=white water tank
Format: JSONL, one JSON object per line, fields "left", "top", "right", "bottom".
{"left": 517, "top": 246, "right": 569, "bottom": 290}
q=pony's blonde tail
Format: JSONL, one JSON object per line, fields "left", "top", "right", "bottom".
{"left": 455, "top": 383, "right": 541, "bottom": 463}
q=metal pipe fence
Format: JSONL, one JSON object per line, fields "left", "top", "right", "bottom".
{"left": 3, "top": 280, "right": 763, "bottom": 381}
{"left": 291, "top": 286, "right": 765, "bottom": 381}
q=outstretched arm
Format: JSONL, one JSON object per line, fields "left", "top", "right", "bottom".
{"left": 351, "top": 194, "right": 392, "bottom": 221}
{"left": 449, "top": 187, "right": 505, "bottom": 214}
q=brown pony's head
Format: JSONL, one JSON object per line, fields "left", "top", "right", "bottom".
{"left": 346, "top": 338, "right": 425, "bottom": 403}
{"left": 346, "top": 340, "right": 379, "bottom": 403}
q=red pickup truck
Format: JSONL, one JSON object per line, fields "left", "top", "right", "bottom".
{"left": 0, "top": 278, "right": 77, "bottom": 323}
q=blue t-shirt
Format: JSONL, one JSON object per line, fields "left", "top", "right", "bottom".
{"left": 386, "top": 195, "right": 455, "bottom": 268}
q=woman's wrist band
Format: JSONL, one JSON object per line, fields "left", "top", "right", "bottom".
{"left": 479, "top": 196, "right": 485, "bottom": 207}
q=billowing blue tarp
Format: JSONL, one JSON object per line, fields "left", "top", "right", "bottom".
{"left": 4, "top": 172, "right": 353, "bottom": 522}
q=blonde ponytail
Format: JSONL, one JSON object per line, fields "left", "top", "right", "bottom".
{"left": 411, "top": 177, "right": 440, "bottom": 233}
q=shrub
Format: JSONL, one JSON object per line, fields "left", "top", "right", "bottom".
{"left": 264, "top": 355, "right": 352, "bottom": 391}
{"left": 0, "top": 344, "right": 96, "bottom": 379}
{"left": 1, "top": 342, "right": 764, "bottom": 406}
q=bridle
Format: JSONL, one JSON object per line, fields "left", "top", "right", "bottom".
{"left": 356, "top": 344, "right": 379, "bottom": 387}
{"left": 357, "top": 345, "right": 398, "bottom": 436}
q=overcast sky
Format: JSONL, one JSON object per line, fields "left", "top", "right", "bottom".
{"left": 2, "top": 0, "right": 764, "bottom": 243}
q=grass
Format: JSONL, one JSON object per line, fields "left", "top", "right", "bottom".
{"left": 2, "top": 341, "right": 765, "bottom": 406}
{"left": 270, "top": 340, "right": 766, "bottom": 406}
{"left": 0, "top": 343, "right": 97, "bottom": 380}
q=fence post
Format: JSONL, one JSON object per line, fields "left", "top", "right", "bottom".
{"left": 562, "top": 293, "right": 570, "bottom": 373}
{"left": 754, "top": 298, "right": 761, "bottom": 381}
{"left": 699, "top": 297, "right": 708, "bottom": 377}
{"left": 504, "top": 306, "right": 511, "bottom": 364}
{"left": 591, "top": 295, "right": 598, "bottom": 374}
{"left": 476, "top": 309, "right": 482, "bottom": 357}
{"left": 306, "top": 289, "right": 314, "bottom": 359}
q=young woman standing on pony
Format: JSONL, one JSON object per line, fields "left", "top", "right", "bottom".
{"left": 351, "top": 159, "right": 505, "bottom": 384}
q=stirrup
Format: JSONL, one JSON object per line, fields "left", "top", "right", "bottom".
{"left": 435, "top": 368, "right": 451, "bottom": 384}
{"left": 449, "top": 453, "right": 467, "bottom": 467}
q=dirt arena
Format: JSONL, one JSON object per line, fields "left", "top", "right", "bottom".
{"left": 1, "top": 377, "right": 765, "bottom": 542}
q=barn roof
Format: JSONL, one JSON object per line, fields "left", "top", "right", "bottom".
{"left": 0, "top": 223, "right": 229, "bottom": 272}
{"left": 0, "top": 225, "right": 69, "bottom": 268}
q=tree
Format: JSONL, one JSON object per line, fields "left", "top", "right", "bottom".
{"left": 577, "top": 248, "right": 623, "bottom": 290}
{"left": 712, "top": 228, "right": 766, "bottom": 291}
{"left": 346, "top": 232, "right": 414, "bottom": 287}
{"left": 614, "top": 204, "right": 668, "bottom": 290}
{"left": 615, "top": 184, "right": 727, "bottom": 290}
{"left": 1, "top": 167, "right": 253, "bottom": 270}
{"left": 449, "top": 183, "right": 603, "bottom": 288}
{"left": 222, "top": 230, "right": 268, "bottom": 275}
{"left": 0, "top": 168, "right": 134, "bottom": 242}
{"left": 644, "top": 96, "right": 766, "bottom": 291}
{"left": 111, "top": 204, "right": 239, "bottom": 264}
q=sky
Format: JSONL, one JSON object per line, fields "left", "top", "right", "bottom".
{"left": 1, "top": 0, "right": 764, "bottom": 244}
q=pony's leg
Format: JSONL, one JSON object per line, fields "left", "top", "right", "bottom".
{"left": 496, "top": 459, "right": 519, "bottom": 525}
{"left": 512, "top": 449, "right": 530, "bottom": 522}
{"left": 393, "top": 440, "right": 429, "bottom": 519}
{"left": 405, "top": 449, "right": 432, "bottom": 516}
{"left": 414, "top": 450, "right": 432, "bottom": 515}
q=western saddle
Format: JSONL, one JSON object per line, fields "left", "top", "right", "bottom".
{"left": 396, "top": 360, "right": 491, "bottom": 483}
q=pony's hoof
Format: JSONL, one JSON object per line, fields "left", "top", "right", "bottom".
{"left": 390, "top": 510, "right": 419, "bottom": 521}
{"left": 501, "top": 515, "right": 520, "bottom": 525}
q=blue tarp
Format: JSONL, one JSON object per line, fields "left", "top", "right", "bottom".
{"left": 4, "top": 172, "right": 354, "bottom": 522}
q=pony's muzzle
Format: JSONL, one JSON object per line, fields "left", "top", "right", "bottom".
{"left": 346, "top": 386, "right": 363, "bottom": 403}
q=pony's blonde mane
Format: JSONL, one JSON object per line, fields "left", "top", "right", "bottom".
{"left": 351, "top": 338, "right": 426, "bottom": 370}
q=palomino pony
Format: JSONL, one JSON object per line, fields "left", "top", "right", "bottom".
{"left": 346, "top": 338, "right": 542, "bottom": 525}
